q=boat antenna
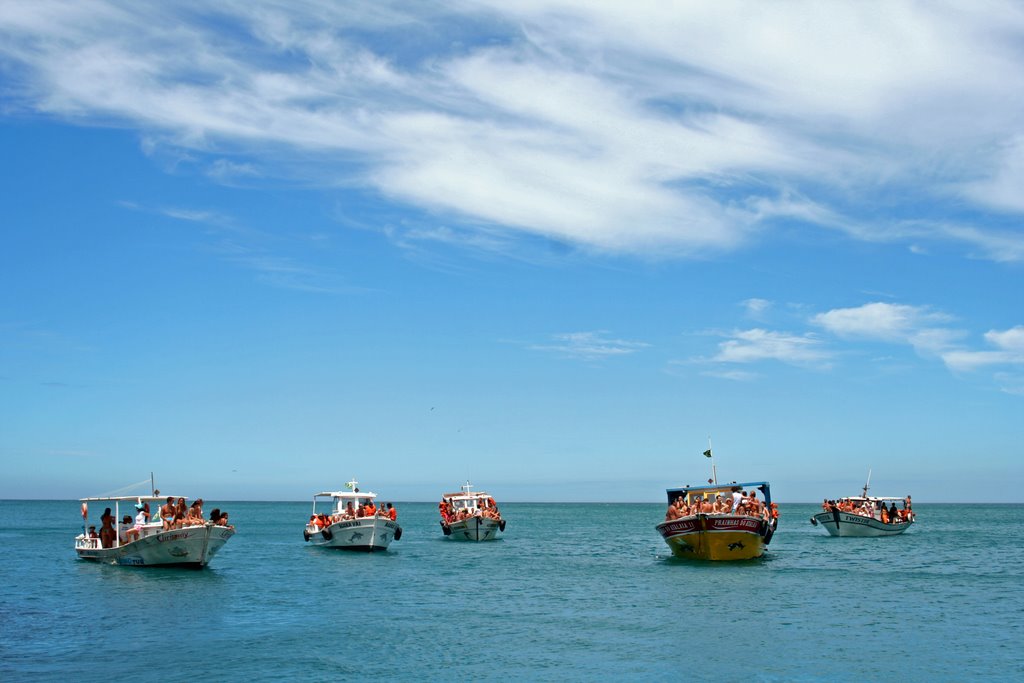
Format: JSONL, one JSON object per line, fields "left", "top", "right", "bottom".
{"left": 705, "top": 435, "right": 717, "bottom": 485}
{"left": 150, "top": 472, "right": 155, "bottom": 497}
{"left": 861, "top": 468, "right": 872, "bottom": 498}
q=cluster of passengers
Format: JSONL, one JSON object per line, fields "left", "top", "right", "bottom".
{"left": 822, "top": 495, "right": 914, "bottom": 523}
{"left": 664, "top": 486, "right": 778, "bottom": 523}
{"left": 438, "top": 496, "right": 502, "bottom": 523}
{"left": 86, "top": 497, "right": 232, "bottom": 548}
{"left": 308, "top": 500, "right": 397, "bottom": 529}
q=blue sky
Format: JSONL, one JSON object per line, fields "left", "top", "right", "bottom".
{"left": 1, "top": 1, "right": 1022, "bottom": 502}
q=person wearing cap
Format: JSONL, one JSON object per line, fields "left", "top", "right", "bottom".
{"left": 127, "top": 502, "right": 146, "bottom": 542}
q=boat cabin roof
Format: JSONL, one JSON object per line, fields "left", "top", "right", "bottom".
{"left": 665, "top": 481, "right": 771, "bottom": 505}
{"left": 442, "top": 491, "right": 492, "bottom": 500}
{"left": 840, "top": 496, "right": 905, "bottom": 503}
{"left": 80, "top": 495, "right": 185, "bottom": 503}
{"left": 314, "top": 491, "right": 377, "bottom": 500}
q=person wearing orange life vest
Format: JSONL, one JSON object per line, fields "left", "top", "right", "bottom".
{"left": 387, "top": 503, "right": 397, "bottom": 521}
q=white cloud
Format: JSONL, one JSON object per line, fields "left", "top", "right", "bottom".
{"left": 2, "top": 2, "right": 1024, "bottom": 258}
{"left": 710, "top": 328, "right": 831, "bottom": 368}
{"left": 530, "top": 331, "right": 649, "bottom": 361}
{"left": 812, "top": 302, "right": 960, "bottom": 355}
{"left": 941, "top": 326, "right": 1024, "bottom": 372}
{"left": 742, "top": 298, "right": 772, "bottom": 318}
{"left": 986, "top": 326, "right": 1024, "bottom": 352}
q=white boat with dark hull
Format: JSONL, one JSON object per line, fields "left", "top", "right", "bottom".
{"left": 75, "top": 495, "right": 234, "bottom": 568}
{"left": 439, "top": 482, "right": 506, "bottom": 541}
{"left": 303, "top": 480, "right": 402, "bottom": 552}
{"left": 810, "top": 474, "right": 914, "bottom": 537}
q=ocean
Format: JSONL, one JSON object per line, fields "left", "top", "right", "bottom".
{"left": 0, "top": 501, "right": 1020, "bottom": 682}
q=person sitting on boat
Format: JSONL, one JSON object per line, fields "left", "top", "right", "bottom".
{"left": 188, "top": 499, "right": 204, "bottom": 524}
{"left": 118, "top": 514, "right": 134, "bottom": 544}
{"left": 745, "top": 491, "right": 760, "bottom": 516}
{"left": 129, "top": 503, "right": 146, "bottom": 541}
{"left": 209, "top": 508, "right": 221, "bottom": 526}
{"left": 387, "top": 503, "right": 397, "bottom": 521}
{"left": 213, "top": 510, "right": 233, "bottom": 529}
{"left": 903, "top": 495, "right": 914, "bottom": 521}
{"left": 363, "top": 500, "right": 376, "bottom": 517}
{"left": 159, "top": 496, "right": 176, "bottom": 530}
{"left": 87, "top": 525, "right": 99, "bottom": 538}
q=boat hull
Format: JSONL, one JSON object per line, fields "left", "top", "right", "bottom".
{"left": 443, "top": 516, "right": 503, "bottom": 541}
{"left": 811, "top": 511, "right": 912, "bottom": 537}
{"left": 75, "top": 524, "right": 234, "bottom": 567}
{"left": 656, "top": 515, "right": 769, "bottom": 560}
{"left": 306, "top": 517, "right": 400, "bottom": 551}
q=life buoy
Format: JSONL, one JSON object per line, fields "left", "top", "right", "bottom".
{"left": 441, "top": 522, "right": 451, "bottom": 536}
{"left": 498, "top": 519, "right": 506, "bottom": 532}
{"left": 321, "top": 527, "right": 333, "bottom": 541}
{"left": 394, "top": 526, "right": 402, "bottom": 541}
{"left": 303, "top": 529, "right": 311, "bottom": 542}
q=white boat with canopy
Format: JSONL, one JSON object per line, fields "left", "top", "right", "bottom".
{"left": 438, "top": 481, "right": 506, "bottom": 541}
{"left": 810, "top": 472, "right": 915, "bottom": 537}
{"left": 303, "top": 478, "right": 402, "bottom": 552}
{"left": 75, "top": 490, "right": 234, "bottom": 568}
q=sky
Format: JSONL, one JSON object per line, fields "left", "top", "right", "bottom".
{"left": 1, "top": 1, "right": 1022, "bottom": 503}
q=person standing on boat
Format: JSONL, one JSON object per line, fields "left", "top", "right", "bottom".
{"left": 731, "top": 487, "right": 743, "bottom": 513}
{"left": 99, "top": 508, "right": 116, "bottom": 548}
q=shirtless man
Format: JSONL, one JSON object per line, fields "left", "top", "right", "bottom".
{"left": 159, "top": 496, "right": 176, "bottom": 530}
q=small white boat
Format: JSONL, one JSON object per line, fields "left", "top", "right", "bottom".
{"left": 810, "top": 473, "right": 915, "bottom": 537}
{"left": 439, "top": 481, "right": 506, "bottom": 541}
{"left": 303, "top": 479, "right": 402, "bottom": 552}
{"left": 75, "top": 495, "right": 234, "bottom": 568}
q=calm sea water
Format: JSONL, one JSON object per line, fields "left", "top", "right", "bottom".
{"left": 0, "top": 501, "right": 1020, "bottom": 682}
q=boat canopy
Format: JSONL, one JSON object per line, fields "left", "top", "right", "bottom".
{"left": 314, "top": 491, "right": 377, "bottom": 500}
{"left": 839, "top": 496, "right": 906, "bottom": 503}
{"left": 665, "top": 481, "right": 772, "bottom": 506}
{"left": 441, "top": 491, "right": 493, "bottom": 500}
{"left": 80, "top": 495, "right": 185, "bottom": 503}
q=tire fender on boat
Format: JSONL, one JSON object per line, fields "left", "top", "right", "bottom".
{"left": 321, "top": 527, "right": 333, "bottom": 541}
{"left": 498, "top": 519, "right": 506, "bottom": 532}
{"left": 303, "top": 529, "right": 311, "bottom": 541}
{"left": 441, "top": 521, "right": 451, "bottom": 536}
{"left": 809, "top": 516, "right": 818, "bottom": 526}
{"left": 394, "top": 526, "right": 403, "bottom": 541}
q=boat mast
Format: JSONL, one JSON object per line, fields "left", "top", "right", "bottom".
{"left": 861, "top": 468, "right": 872, "bottom": 498}
{"left": 707, "top": 435, "right": 717, "bottom": 485}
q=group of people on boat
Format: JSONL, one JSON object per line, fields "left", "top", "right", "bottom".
{"left": 85, "top": 497, "right": 232, "bottom": 548}
{"left": 308, "top": 501, "right": 397, "bottom": 528}
{"left": 664, "top": 487, "right": 778, "bottom": 524}
{"left": 156, "top": 496, "right": 233, "bottom": 530}
{"left": 438, "top": 496, "right": 501, "bottom": 523}
{"left": 821, "top": 495, "right": 913, "bottom": 523}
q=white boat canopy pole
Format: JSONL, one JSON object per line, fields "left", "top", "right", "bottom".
{"left": 861, "top": 468, "right": 872, "bottom": 498}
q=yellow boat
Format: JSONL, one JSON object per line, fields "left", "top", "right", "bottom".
{"left": 655, "top": 481, "right": 777, "bottom": 561}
